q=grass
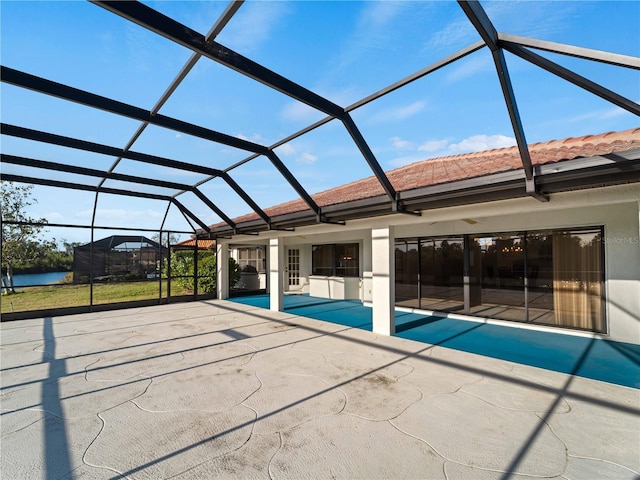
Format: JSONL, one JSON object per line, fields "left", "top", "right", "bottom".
{"left": 0, "top": 280, "right": 202, "bottom": 314}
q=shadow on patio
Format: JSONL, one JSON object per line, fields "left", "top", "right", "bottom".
{"left": 230, "top": 293, "right": 640, "bottom": 388}
{"left": 1, "top": 299, "right": 638, "bottom": 479}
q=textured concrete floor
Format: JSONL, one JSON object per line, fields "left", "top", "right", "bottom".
{"left": 1, "top": 299, "right": 639, "bottom": 479}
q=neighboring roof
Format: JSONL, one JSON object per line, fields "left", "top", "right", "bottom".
{"left": 174, "top": 238, "right": 216, "bottom": 250}
{"left": 211, "top": 127, "right": 640, "bottom": 232}
{"left": 76, "top": 235, "right": 164, "bottom": 251}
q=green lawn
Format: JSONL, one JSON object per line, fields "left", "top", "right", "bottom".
{"left": 0, "top": 280, "right": 198, "bottom": 314}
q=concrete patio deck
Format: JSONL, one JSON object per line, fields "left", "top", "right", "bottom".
{"left": 1, "top": 299, "right": 639, "bottom": 479}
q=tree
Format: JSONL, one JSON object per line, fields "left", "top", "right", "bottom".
{"left": 1, "top": 182, "right": 51, "bottom": 294}
{"left": 151, "top": 232, "right": 182, "bottom": 248}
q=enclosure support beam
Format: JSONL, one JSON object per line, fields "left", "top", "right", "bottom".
{"left": 497, "top": 33, "right": 640, "bottom": 69}
{"left": 216, "top": 240, "right": 229, "bottom": 300}
{"left": 92, "top": 1, "right": 345, "bottom": 118}
{"left": 458, "top": 0, "right": 546, "bottom": 202}
{"left": 265, "top": 151, "right": 321, "bottom": 220}
{"left": 502, "top": 42, "right": 640, "bottom": 116}
{"left": 0, "top": 67, "right": 269, "bottom": 155}
{"left": 1, "top": 124, "right": 267, "bottom": 228}
{"left": 269, "top": 237, "right": 284, "bottom": 312}
{"left": 371, "top": 226, "right": 395, "bottom": 336}
{"left": 1, "top": 153, "right": 236, "bottom": 229}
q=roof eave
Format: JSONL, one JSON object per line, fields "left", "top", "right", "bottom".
{"left": 205, "top": 150, "right": 640, "bottom": 239}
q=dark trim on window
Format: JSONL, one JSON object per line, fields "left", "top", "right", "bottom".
{"left": 312, "top": 243, "right": 360, "bottom": 277}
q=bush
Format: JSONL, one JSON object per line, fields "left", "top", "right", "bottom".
{"left": 162, "top": 251, "right": 242, "bottom": 295}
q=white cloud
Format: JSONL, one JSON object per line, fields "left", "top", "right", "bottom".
{"left": 298, "top": 152, "right": 318, "bottom": 164}
{"left": 391, "top": 136, "right": 414, "bottom": 149}
{"left": 386, "top": 133, "right": 516, "bottom": 167}
{"left": 484, "top": 1, "right": 579, "bottom": 41}
{"left": 278, "top": 142, "right": 296, "bottom": 156}
{"left": 418, "top": 138, "right": 451, "bottom": 152}
{"left": 388, "top": 154, "right": 430, "bottom": 168}
{"left": 448, "top": 134, "right": 516, "bottom": 153}
{"left": 337, "top": 1, "right": 410, "bottom": 68}
{"left": 281, "top": 101, "right": 317, "bottom": 122}
{"left": 373, "top": 100, "right": 427, "bottom": 123}
{"left": 445, "top": 55, "right": 493, "bottom": 83}
{"left": 572, "top": 106, "right": 631, "bottom": 122}
{"left": 45, "top": 212, "right": 64, "bottom": 222}
{"left": 601, "top": 107, "right": 630, "bottom": 120}
{"left": 236, "top": 132, "right": 264, "bottom": 143}
{"left": 217, "top": 2, "right": 291, "bottom": 54}
{"left": 424, "top": 18, "right": 475, "bottom": 52}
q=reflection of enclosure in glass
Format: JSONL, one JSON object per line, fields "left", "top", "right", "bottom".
{"left": 395, "top": 239, "right": 419, "bottom": 305}
{"left": 395, "top": 227, "right": 604, "bottom": 333}
{"left": 469, "top": 233, "right": 525, "bottom": 321}
{"left": 395, "top": 237, "right": 463, "bottom": 312}
{"left": 421, "top": 237, "right": 464, "bottom": 312}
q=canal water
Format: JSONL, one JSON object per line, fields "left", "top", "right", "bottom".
{"left": 2, "top": 271, "right": 69, "bottom": 288}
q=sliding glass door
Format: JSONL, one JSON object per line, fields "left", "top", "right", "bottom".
{"left": 394, "top": 227, "right": 605, "bottom": 333}
{"left": 395, "top": 239, "right": 419, "bottom": 308}
{"left": 420, "top": 237, "right": 464, "bottom": 312}
{"left": 469, "top": 233, "right": 525, "bottom": 321}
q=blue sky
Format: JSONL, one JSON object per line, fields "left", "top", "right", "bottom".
{"left": 1, "top": 0, "right": 639, "bottom": 244}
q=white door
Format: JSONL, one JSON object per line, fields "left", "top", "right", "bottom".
{"left": 287, "top": 248, "right": 300, "bottom": 290}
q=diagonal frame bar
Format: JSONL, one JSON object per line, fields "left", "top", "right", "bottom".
{"left": 497, "top": 33, "right": 640, "bottom": 70}
{"left": 91, "top": 0, "right": 403, "bottom": 216}
{"left": 2, "top": 153, "right": 237, "bottom": 228}
{"left": 458, "top": 0, "right": 535, "bottom": 183}
{"left": 92, "top": 0, "right": 345, "bottom": 119}
{"left": 1, "top": 66, "right": 269, "bottom": 155}
{"left": 502, "top": 42, "right": 640, "bottom": 116}
{"left": 98, "top": 0, "right": 245, "bottom": 182}
{"left": 1, "top": 173, "right": 209, "bottom": 231}
{"left": 1, "top": 123, "right": 269, "bottom": 226}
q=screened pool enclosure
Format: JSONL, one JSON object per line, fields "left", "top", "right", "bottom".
{"left": 1, "top": 1, "right": 637, "bottom": 320}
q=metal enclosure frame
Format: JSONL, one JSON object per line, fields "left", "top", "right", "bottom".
{"left": 1, "top": 0, "right": 638, "bottom": 239}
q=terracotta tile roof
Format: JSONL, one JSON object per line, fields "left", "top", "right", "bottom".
{"left": 222, "top": 127, "right": 640, "bottom": 226}
{"left": 175, "top": 238, "right": 216, "bottom": 249}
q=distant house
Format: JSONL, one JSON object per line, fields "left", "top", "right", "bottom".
{"left": 173, "top": 238, "right": 216, "bottom": 250}
{"left": 73, "top": 235, "right": 167, "bottom": 282}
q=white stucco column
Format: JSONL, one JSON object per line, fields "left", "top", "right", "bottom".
{"left": 269, "top": 237, "right": 284, "bottom": 311}
{"left": 216, "top": 240, "right": 229, "bottom": 300}
{"left": 371, "top": 226, "right": 395, "bottom": 335}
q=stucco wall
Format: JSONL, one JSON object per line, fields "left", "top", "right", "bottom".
{"left": 227, "top": 184, "right": 640, "bottom": 344}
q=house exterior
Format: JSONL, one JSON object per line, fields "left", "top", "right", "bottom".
{"left": 174, "top": 238, "right": 268, "bottom": 291}
{"left": 210, "top": 128, "right": 640, "bottom": 345}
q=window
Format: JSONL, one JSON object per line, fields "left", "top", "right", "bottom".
{"left": 312, "top": 243, "right": 359, "bottom": 277}
{"left": 421, "top": 237, "right": 464, "bottom": 312}
{"left": 237, "top": 247, "right": 266, "bottom": 273}
{"left": 395, "top": 227, "right": 605, "bottom": 333}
